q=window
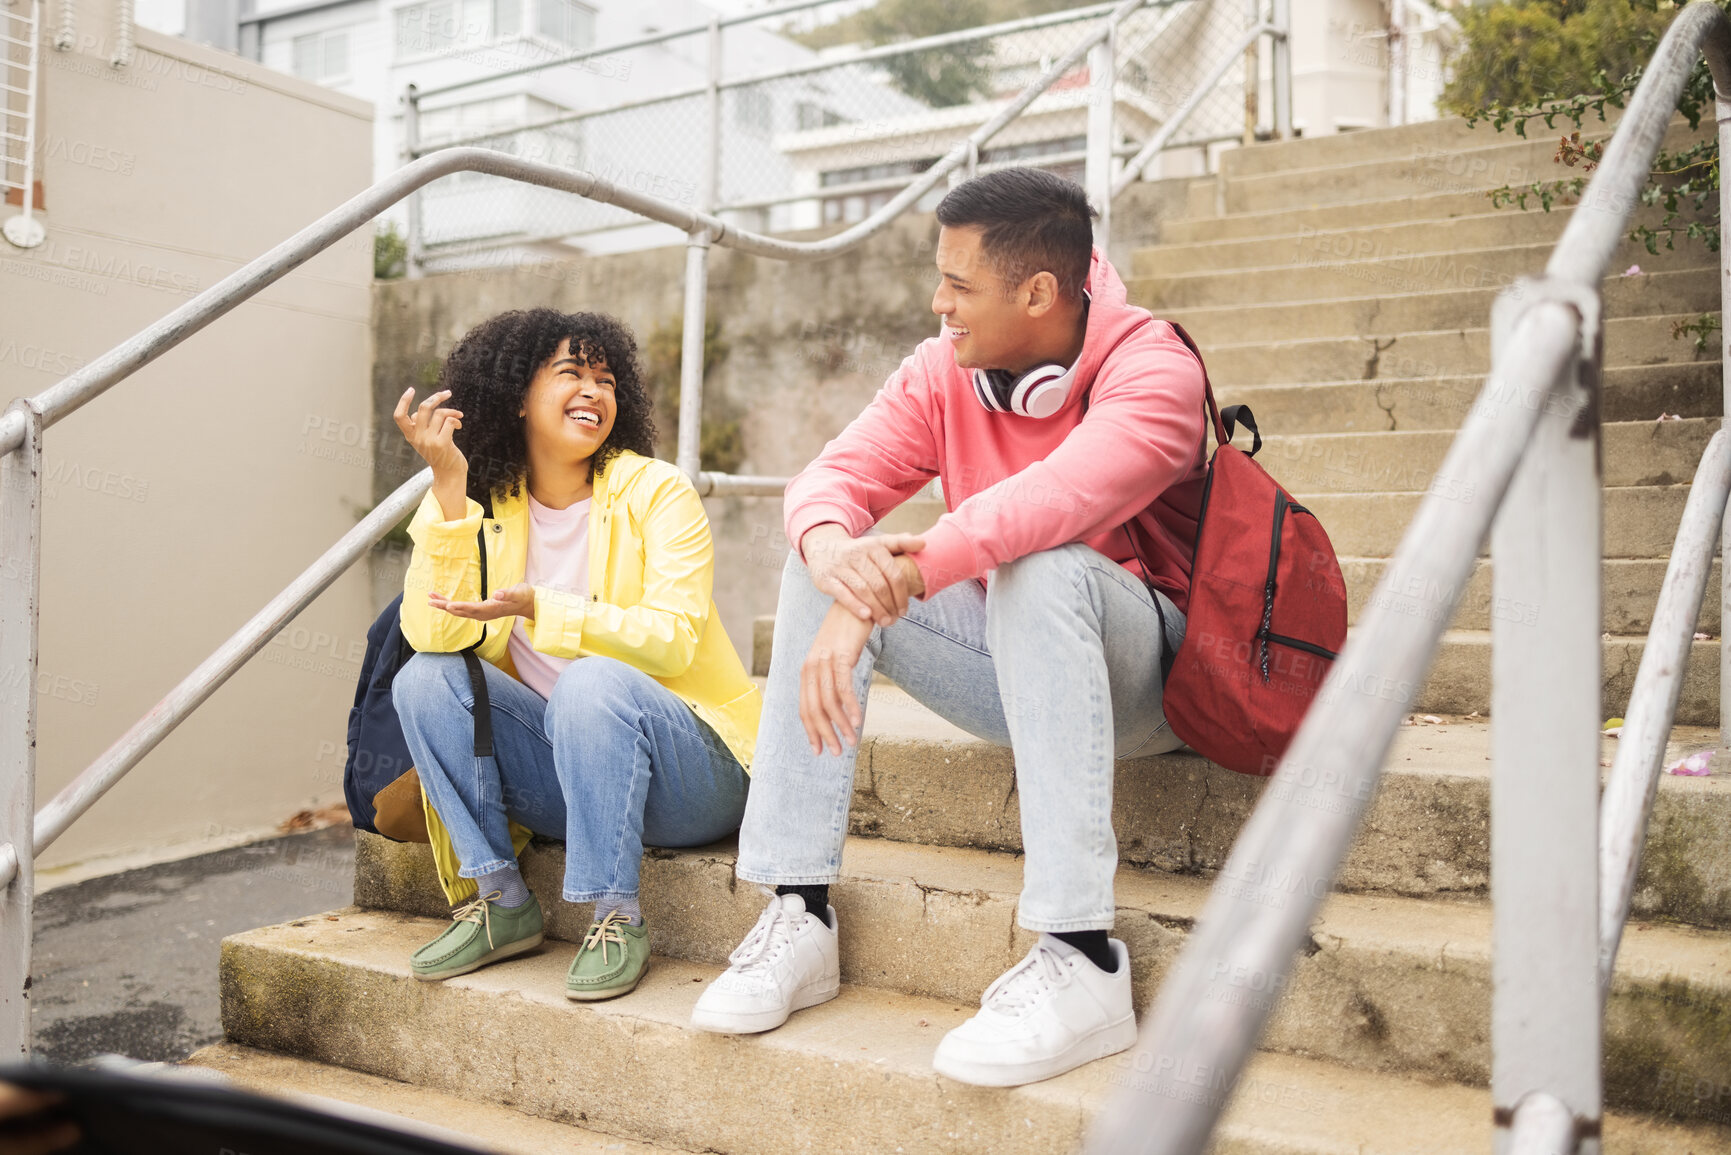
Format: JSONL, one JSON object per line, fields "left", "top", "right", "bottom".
{"left": 396, "top": 1, "right": 461, "bottom": 56}
{"left": 535, "top": 0, "right": 594, "bottom": 50}
{"left": 292, "top": 29, "right": 350, "bottom": 81}
{"left": 734, "top": 88, "right": 772, "bottom": 136}
{"left": 395, "top": 0, "right": 519, "bottom": 58}
{"left": 795, "top": 101, "right": 844, "bottom": 131}
{"left": 419, "top": 95, "right": 524, "bottom": 147}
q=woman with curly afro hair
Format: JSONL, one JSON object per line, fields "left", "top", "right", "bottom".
{"left": 386, "top": 308, "right": 760, "bottom": 1001}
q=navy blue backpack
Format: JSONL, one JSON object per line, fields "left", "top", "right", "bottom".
{"left": 343, "top": 504, "right": 494, "bottom": 837}
{"left": 342, "top": 593, "right": 419, "bottom": 835}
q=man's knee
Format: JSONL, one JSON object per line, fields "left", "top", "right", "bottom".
{"left": 990, "top": 542, "right": 1098, "bottom": 602}
{"left": 392, "top": 652, "right": 465, "bottom": 716}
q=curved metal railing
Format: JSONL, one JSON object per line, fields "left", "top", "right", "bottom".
{"left": 1087, "top": 4, "right": 1731, "bottom": 1152}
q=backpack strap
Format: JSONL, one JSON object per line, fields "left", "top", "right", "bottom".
{"left": 1166, "top": 321, "right": 1261, "bottom": 458}
{"left": 460, "top": 493, "right": 495, "bottom": 759}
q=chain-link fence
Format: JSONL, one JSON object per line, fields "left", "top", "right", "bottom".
{"left": 411, "top": 0, "right": 1262, "bottom": 271}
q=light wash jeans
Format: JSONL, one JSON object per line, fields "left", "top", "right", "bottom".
{"left": 393, "top": 652, "right": 749, "bottom": 904}
{"left": 736, "top": 542, "right": 1185, "bottom": 932}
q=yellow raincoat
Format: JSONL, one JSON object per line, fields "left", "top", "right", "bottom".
{"left": 400, "top": 450, "right": 761, "bottom": 903}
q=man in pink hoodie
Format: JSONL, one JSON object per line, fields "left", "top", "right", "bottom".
{"left": 692, "top": 168, "right": 1209, "bottom": 1085}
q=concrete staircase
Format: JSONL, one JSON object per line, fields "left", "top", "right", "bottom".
{"left": 202, "top": 118, "right": 1731, "bottom": 1152}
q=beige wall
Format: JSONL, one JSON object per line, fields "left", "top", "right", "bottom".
{"left": 2, "top": 6, "right": 376, "bottom": 874}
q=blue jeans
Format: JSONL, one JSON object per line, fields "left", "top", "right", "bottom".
{"left": 736, "top": 543, "right": 1184, "bottom": 933}
{"left": 393, "top": 652, "right": 749, "bottom": 904}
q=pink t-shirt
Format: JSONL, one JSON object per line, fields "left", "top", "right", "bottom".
{"left": 507, "top": 492, "right": 592, "bottom": 699}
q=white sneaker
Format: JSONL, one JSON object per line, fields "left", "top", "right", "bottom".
{"left": 690, "top": 893, "right": 841, "bottom": 1034}
{"left": 932, "top": 934, "right": 1137, "bottom": 1087}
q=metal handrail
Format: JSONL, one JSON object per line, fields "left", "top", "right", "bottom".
{"left": 1086, "top": 3, "right": 1731, "bottom": 1153}
{"left": 0, "top": 470, "right": 435, "bottom": 892}
{"left": 1599, "top": 429, "right": 1731, "bottom": 992}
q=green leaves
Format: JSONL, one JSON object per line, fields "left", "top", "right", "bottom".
{"left": 1470, "top": 3, "right": 1724, "bottom": 288}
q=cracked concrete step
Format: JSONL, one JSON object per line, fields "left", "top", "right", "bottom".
{"left": 871, "top": 484, "right": 1704, "bottom": 564}
{"left": 1163, "top": 189, "right": 1541, "bottom": 246}
{"left": 182, "top": 1044, "right": 684, "bottom": 1154}
{"left": 1134, "top": 206, "right": 1687, "bottom": 277}
{"left": 1214, "top": 137, "right": 1611, "bottom": 216}
{"left": 1194, "top": 315, "right": 1718, "bottom": 387}
{"left": 215, "top": 913, "right": 1731, "bottom": 1155}
{"left": 1339, "top": 555, "right": 1722, "bottom": 634}
{"left": 1214, "top": 363, "right": 1720, "bottom": 435}
{"left": 1214, "top": 114, "right": 1601, "bottom": 179}
{"left": 1252, "top": 417, "right": 1714, "bottom": 496}
{"left": 1130, "top": 243, "right": 1705, "bottom": 311}
{"left": 745, "top": 605, "right": 1722, "bottom": 722}
{"left": 1300, "top": 485, "right": 1695, "bottom": 559}
{"left": 356, "top": 691, "right": 1731, "bottom": 924}
{"left": 283, "top": 842, "right": 1731, "bottom": 1126}
{"left": 1146, "top": 267, "right": 1717, "bottom": 346}
{"left": 1417, "top": 629, "right": 1720, "bottom": 723}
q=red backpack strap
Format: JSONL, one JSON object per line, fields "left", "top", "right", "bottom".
{"left": 1167, "top": 320, "right": 1261, "bottom": 457}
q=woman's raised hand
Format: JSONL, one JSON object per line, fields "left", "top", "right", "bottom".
{"left": 394, "top": 388, "right": 468, "bottom": 479}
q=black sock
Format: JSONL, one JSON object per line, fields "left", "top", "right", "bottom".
{"left": 1054, "top": 929, "right": 1117, "bottom": 973}
{"left": 776, "top": 884, "right": 831, "bottom": 928}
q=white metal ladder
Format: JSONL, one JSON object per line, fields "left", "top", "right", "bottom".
{"left": 1, "top": 0, "right": 44, "bottom": 249}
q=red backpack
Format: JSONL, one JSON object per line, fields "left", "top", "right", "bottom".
{"left": 1153, "top": 325, "right": 1348, "bottom": 776}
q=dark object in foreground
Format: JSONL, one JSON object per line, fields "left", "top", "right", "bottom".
{"left": 0, "top": 1063, "right": 489, "bottom": 1155}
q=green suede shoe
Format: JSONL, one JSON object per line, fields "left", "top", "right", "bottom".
{"left": 565, "top": 910, "right": 650, "bottom": 1001}
{"left": 411, "top": 890, "right": 545, "bottom": 981}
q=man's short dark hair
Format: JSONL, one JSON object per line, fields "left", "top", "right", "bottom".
{"left": 934, "top": 167, "right": 1098, "bottom": 301}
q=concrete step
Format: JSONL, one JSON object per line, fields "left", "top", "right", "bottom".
{"left": 1299, "top": 484, "right": 1693, "bottom": 560}
{"left": 357, "top": 682, "right": 1731, "bottom": 925}
{"left": 1131, "top": 244, "right": 1706, "bottom": 311}
{"left": 1255, "top": 417, "right": 1714, "bottom": 495}
{"left": 1421, "top": 630, "right": 1720, "bottom": 722}
{"left": 747, "top": 599, "right": 1722, "bottom": 720}
{"left": 1217, "top": 116, "right": 1586, "bottom": 179}
{"left": 1340, "top": 555, "right": 1722, "bottom": 635}
{"left": 215, "top": 913, "right": 1731, "bottom": 1155}
{"left": 1216, "top": 363, "right": 1720, "bottom": 435}
{"left": 1198, "top": 117, "right": 1704, "bottom": 211}
{"left": 1163, "top": 189, "right": 1530, "bottom": 246}
{"left": 1195, "top": 315, "right": 1717, "bottom": 388}
{"left": 1147, "top": 267, "right": 1717, "bottom": 345}
{"left": 1217, "top": 137, "right": 1603, "bottom": 216}
{"left": 241, "top": 864, "right": 1731, "bottom": 1126}
{"left": 183, "top": 1044, "right": 682, "bottom": 1153}
{"left": 1139, "top": 205, "right": 1637, "bottom": 277}
{"left": 871, "top": 484, "right": 1704, "bottom": 565}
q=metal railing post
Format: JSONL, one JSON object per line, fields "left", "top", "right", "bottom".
{"left": 404, "top": 84, "right": 423, "bottom": 279}
{"left": 1242, "top": 0, "right": 1260, "bottom": 145}
{"left": 1086, "top": 21, "right": 1116, "bottom": 246}
{"left": 677, "top": 16, "right": 722, "bottom": 485}
{"left": 1719, "top": 58, "right": 1731, "bottom": 749}
{"left": 1488, "top": 283, "right": 1604, "bottom": 1155}
{"left": 1271, "top": 0, "right": 1292, "bottom": 139}
{"left": 0, "top": 400, "right": 43, "bottom": 1058}
{"left": 1388, "top": 0, "right": 1407, "bottom": 127}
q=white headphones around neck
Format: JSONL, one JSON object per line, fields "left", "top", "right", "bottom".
{"left": 970, "top": 362, "right": 1079, "bottom": 419}
{"left": 965, "top": 290, "right": 1090, "bottom": 420}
